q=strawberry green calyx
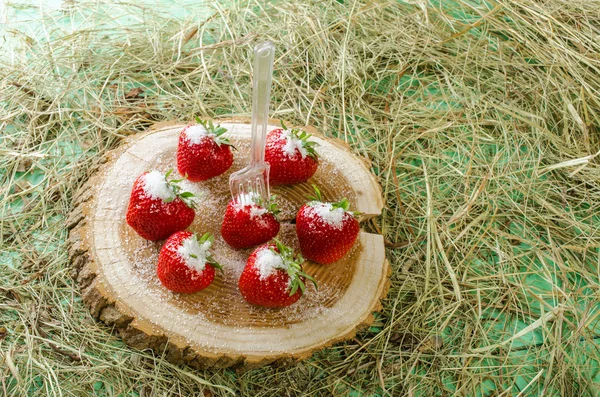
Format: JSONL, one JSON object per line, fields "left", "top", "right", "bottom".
{"left": 266, "top": 195, "right": 281, "bottom": 216}
{"left": 266, "top": 201, "right": 280, "bottom": 216}
{"left": 252, "top": 194, "right": 281, "bottom": 217}
{"left": 293, "top": 130, "right": 318, "bottom": 161}
{"left": 331, "top": 198, "right": 361, "bottom": 218}
{"left": 190, "top": 232, "right": 222, "bottom": 270}
{"left": 331, "top": 198, "right": 350, "bottom": 211}
{"left": 308, "top": 184, "right": 359, "bottom": 218}
{"left": 308, "top": 184, "right": 324, "bottom": 202}
{"left": 271, "top": 239, "right": 318, "bottom": 296}
{"left": 280, "top": 121, "right": 319, "bottom": 161}
{"left": 194, "top": 117, "right": 235, "bottom": 148}
{"left": 197, "top": 232, "right": 214, "bottom": 245}
{"left": 163, "top": 169, "right": 197, "bottom": 209}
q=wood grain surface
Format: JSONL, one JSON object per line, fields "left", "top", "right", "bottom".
{"left": 67, "top": 119, "right": 389, "bottom": 370}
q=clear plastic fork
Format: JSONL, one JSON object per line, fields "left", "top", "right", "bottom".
{"left": 229, "top": 41, "right": 275, "bottom": 206}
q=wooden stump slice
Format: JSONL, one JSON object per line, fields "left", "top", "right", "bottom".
{"left": 68, "top": 119, "right": 389, "bottom": 370}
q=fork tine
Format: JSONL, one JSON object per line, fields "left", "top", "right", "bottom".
{"left": 255, "top": 177, "right": 261, "bottom": 197}
{"left": 259, "top": 177, "right": 266, "bottom": 199}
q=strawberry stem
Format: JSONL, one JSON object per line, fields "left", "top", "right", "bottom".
{"left": 309, "top": 184, "right": 323, "bottom": 202}
{"left": 198, "top": 232, "right": 215, "bottom": 245}
{"left": 278, "top": 121, "right": 319, "bottom": 160}
{"left": 162, "top": 169, "right": 197, "bottom": 209}
{"left": 331, "top": 198, "right": 350, "bottom": 211}
{"left": 248, "top": 194, "right": 280, "bottom": 217}
{"left": 271, "top": 239, "right": 318, "bottom": 296}
{"left": 267, "top": 195, "right": 280, "bottom": 216}
{"left": 206, "top": 255, "right": 223, "bottom": 270}
{"left": 288, "top": 128, "right": 319, "bottom": 160}
{"left": 308, "top": 185, "right": 357, "bottom": 218}
{"left": 194, "top": 117, "right": 236, "bottom": 149}
{"left": 194, "top": 233, "right": 222, "bottom": 270}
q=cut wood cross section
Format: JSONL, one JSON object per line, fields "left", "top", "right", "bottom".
{"left": 67, "top": 118, "right": 389, "bottom": 370}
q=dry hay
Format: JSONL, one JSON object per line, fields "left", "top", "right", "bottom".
{"left": 1, "top": 0, "right": 600, "bottom": 395}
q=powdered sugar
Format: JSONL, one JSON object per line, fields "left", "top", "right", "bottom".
{"left": 282, "top": 129, "right": 308, "bottom": 159}
{"left": 255, "top": 247, "right": 286, "bottom": 280}
{"left": 211, "top": 237, "right": 248, "bottom": 284}
{"left": 99, "top": 124, "right": 374, "bottom": 345}
{"left": 233, "top": 193, "right": 257, "bottom": 209}
{"left": 178, "top": 180, "right": 208, "bottom": 200}
{"left": 183, "top": 125, "right": 213, "bottom": 145}
{"left": 233, "top": 193, "right": 267, "bottom": 219}
{"left": 143, "top": 171, "right": 175, "bottom": 201}
{"left": 310, "top": 203, "right": 346, "bottom": 230}
{"left": 249, "top": 206, "right": 267, "bottom": 218}
{"left": 177, "top": 235, "right": 212, "bottom": 273}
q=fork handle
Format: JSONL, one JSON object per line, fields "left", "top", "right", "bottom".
{"left": 250, "top": 41, "right": 275, "bottom": 165}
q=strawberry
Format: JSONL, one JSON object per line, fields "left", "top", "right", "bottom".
{"left": 264, "top": 122, "right": 318, "bottom": 186}
{"left": 296, "top": 185, "right": 360, "bottom": 264}
{"left": 238, "top": 240, "right": 317, "bottom": 308}
{"left": 177, "top": 118, "right": 234, "bottom": 182}
{"left": 126, "top": 170, "right": 196, "bottom": 241}
{"left": 221, "top": 193, "right": 280, "bottom": 250}
{"left": 157, "top": 231, "right": 222, "bottom": 294}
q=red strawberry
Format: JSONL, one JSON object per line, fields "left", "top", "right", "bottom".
{"left": 126, "top": 170, "right": 196, "bottom": 241}
{"left": 296, "top": 186, "right": 359, "bottom": 264}
{"left": 157, "top": 231, "right": 222, "bottom": 293}
{"left": 177, "top": 118, "right": 234, "bottom": 182}
{"left": 238, "top": 240, "right": 316, "bottom": 308}
{"left": 221, "top": 194, "right": 280, "bottom": 250}
{"left": 264, "top": 123, "right": 318, "bottom": 186}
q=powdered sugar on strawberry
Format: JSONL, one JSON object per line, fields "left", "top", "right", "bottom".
{"left": 250, "top": 206, "right": 268, "bottom": 218}
{"left": 177, "top": 235, "right": 212, "bottom": 274}
{"left": 282, "top": 129, "right": 308, "bottom": 159}
{"left": 233, "top": 193, "right": 267, "bottom": 219}
{"left": 142, "top": 171, "right": 175, "bottom": 201}
{"left": 183, "top": 125, "right": 214, "bottom": 145}
{"left": 233, "top": 193, "right": 257, "bottom": 209}
{"left": 254, "top": 246, "right": 287, "bottom": 280}
{"left": 309, "top": 202, "right": 346, "bottom": 230}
